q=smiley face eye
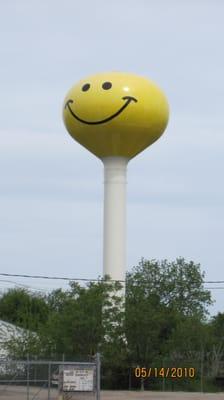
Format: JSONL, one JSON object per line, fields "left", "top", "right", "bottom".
{"left": 102, "top": 81, "right": 112, "bottom": 90}
{"left": 82, "top": 83, "right": 90, "bottom": 92}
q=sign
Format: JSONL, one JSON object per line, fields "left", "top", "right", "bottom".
{"left": 63, "top": 368, "right": 94, "bottom": 392}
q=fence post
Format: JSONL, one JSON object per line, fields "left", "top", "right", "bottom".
{"left": 26, "top": 354, "right": 30, "bottom": 400}
{"left": 34, "top": 355, "right": 37, "bottom": 385}
{"left": 96, "top": 353, "right": 101, "bottom": 400}
{"left": 162, "top": 358, "right": 165, "bottom": 392}
{"left": 128, "top": 368, "right": 131, "bottom": 390}
{"left": 48, "top": 362, "right": 51, "bottom": 400}
{"left": 200, "top": 349, "right": 204, "bottom": 393}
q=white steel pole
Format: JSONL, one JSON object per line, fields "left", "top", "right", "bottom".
{"left": 102, "top": 156, "right": 128, "bottom": 290}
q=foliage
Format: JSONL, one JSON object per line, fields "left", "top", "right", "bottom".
{"left": 0, "top": 288, "right": 49, "bottom": 331}
{"left": 205, "top": 313, "right": 224, "bottom": 377}
{"left": 39, "top": 281, "right": 105, "bottom": 357}
{"left": 0, "top": 258, "right": 220, "bottom": 390}
{"left": 125, "top": 258, "right": 213, "bottom": 366}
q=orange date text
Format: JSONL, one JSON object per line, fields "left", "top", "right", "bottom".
{"left": 134, "top": 367, "right": 195, "bottom": 379}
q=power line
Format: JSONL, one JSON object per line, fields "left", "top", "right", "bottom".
{"left": 0, "top": 272, "right": 224, "bottom": 285}
{"left": 205, "top": 287, "right": 224, "bottom": 290}
{"left": 0, "top": 279, "right": 30, "bottom": 289}
{"left": 0, "top": 280, "right": 223, "bottom": 294}
{"left": 0, "top": 279, "right": 48, "bottom": 293}
{"left": 0, "top": 272, "right": 102, "bottom": 282}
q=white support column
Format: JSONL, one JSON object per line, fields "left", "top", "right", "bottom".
{"left": 102, "top": 157, "right": 128, "bottom": 288}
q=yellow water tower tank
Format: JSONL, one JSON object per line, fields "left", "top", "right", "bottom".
{"left": 63, "top": 71, "right": 169, "bottom": 287}
{"left": 63, "top": 71, "right": 169, "bottom": 160}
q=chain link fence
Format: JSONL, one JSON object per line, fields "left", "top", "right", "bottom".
{"left": 0, "top": 355, "right": 100, "bottom": 400}
{"left": 100, "top": 356, "right": 224, "bottom": 393}
{"left": 0, "top": 354, "right": 223, "bottom": 397}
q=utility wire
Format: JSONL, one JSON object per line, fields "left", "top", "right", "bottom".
{"left": 0, "top": 272, "right": 101, "bottom": 282}
{"left": 0, "top": 272, "right": 224, "bottom": 285}
{"left": 0, "top": 279, "right": 48, "bottom": 293}
{"left": 204, "top": 287, "right": 224, "bottom": 290}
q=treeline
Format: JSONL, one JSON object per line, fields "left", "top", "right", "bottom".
{"left": 0, "top": 258, "right": 224, "bottom": 391}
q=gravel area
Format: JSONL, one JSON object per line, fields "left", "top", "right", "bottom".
{"left": 0, "top": 387, "right": 223, "bottom": 400}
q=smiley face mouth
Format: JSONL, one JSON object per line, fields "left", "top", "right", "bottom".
{"left": 64, "top": 96, "right": 138, "bottom": 125}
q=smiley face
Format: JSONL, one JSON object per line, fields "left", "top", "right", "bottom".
{"left": 65, "top": 93, "right": 137, "bottom": 125}
{"left": 63, "top": 72, "right": 169, "bottom": 159}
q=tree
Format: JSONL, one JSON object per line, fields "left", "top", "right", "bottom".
{"left": 41, "top": 279, "right": 126, "bottom": 362}
{"left": 0, "top": 288, "right": 49, "bottom": 331}
{"left": 205, "top": 313, "right": 224, "bottom": 377}
{"left": 0, "top": 258, "right": 215, "bottom": 391}
{"left": 41, "top": 282, "right": 104, "bottom": 357}
{"left": 0, "top": 289, "right": 50, "bottom": 358}
{"left": 125, "top": 258, "right": 213, "bottom": 367}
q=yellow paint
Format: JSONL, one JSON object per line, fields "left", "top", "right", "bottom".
{"left": 63, "top": 72, "right": 169, "bottom": 159}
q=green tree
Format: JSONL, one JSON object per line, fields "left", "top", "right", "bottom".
{"left": 41, "top": 282, "right": 104, "bottom": 357}
{"left": 41, "top": 279, "right": 126, "bottom": 362}
{"left": 125, "top": 258, "right": 213, "bottom": 366}
{"left": 0, "top": 289, "right": 50, "bottom": 358}
{"left": 1, "top": 258, "right": 215, "bottom": 391}
{"left": 0, "top": 288, "right": 49, "bottom": 331}
{"left": 206, "top": 313, "right": 224, "bottom": 377}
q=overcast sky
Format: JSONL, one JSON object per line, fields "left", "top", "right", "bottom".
{"left": 0, "top": 0, "right": 224, "bottom": 315}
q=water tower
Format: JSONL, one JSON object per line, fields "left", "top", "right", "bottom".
{"left": 63, "top": 71, "right": 169, "bottom": 291}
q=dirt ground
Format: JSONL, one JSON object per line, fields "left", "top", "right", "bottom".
{"left": 0, "top": 388, "right": 223, "bottom": 400}
{"left": 101, "top": 391, "right": 224, "bottom": 400}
